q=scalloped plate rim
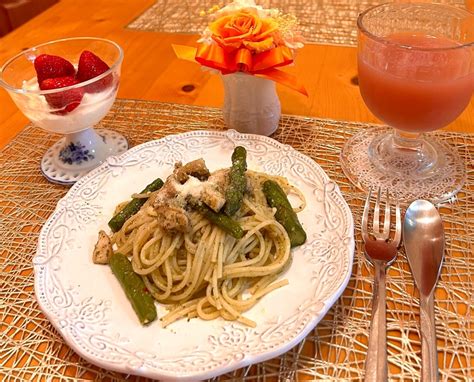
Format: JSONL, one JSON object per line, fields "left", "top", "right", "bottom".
{"left": 34, "top": 129, "right": 355, "bottom": 381}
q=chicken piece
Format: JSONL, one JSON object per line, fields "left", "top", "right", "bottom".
{"left": 207, "top": 169, "right": 229, "bottom": 193}
{"left": 158, "top": 176, "right": 179, "bottom": 199}
{"left": 154, "top": 204, "right": 190, "bottom": 233}
{"left": 92, "top": 230, "right": 114, "bottom": 264}
{"left": 152, "top": 173, "right": 189, "bottom": 232}
{"left": 151, "top": 175, "right": 180, "bottom": 209}
{"left": 174, "top": 159, "right": 210, "bottom": 183}
{"left": 201, "top": 185, "right": 226, "bottom": 212}
{"left": 191, "top": 168, "right": 228, "bottom": 212}
{"left": 151, "top": 163, "right": 228, "bottom": 232}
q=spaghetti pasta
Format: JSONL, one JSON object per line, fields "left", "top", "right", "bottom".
{"left": 104, "top": 162, "right": 305, "bottom": 327}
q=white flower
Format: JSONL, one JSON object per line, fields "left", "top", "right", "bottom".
{"left": 214, "top": 0, "right": 278, "bottom": 19}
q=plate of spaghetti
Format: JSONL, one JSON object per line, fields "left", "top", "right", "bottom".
{"left": 35, "top": 130, "right": 354, "bottom": 381}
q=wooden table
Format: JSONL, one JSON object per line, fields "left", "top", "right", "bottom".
{"left": 0, "top": 1, "right": 473, "bottom": 381}
{"left": 0, "top": 0, "right": 473, "bottom": 149}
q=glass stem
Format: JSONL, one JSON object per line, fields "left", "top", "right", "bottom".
{"left": 392, "top": 129, "right": 424, "bottom": 152}
{"left": 391, "top": 128, "right": 439, "bottom": 171}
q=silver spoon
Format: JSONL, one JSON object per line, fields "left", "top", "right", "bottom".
{"left": 403, "top": 200, "right": 445, "bottom": 382}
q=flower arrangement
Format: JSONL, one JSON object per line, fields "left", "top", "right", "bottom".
{"left": 173, "top": 0, "right": 307, "bottom": 95}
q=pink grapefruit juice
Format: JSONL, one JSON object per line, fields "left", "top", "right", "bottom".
{"left": 358, "top": 32, "right": 473, "bottom": 133}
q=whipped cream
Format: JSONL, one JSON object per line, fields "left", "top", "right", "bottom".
{"left": 15, "top": 78, "right": 117, "bottom": 134}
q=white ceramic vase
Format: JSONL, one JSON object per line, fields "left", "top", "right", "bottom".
{"left": 221, "top": 72, "right": 281, "bottom": 136}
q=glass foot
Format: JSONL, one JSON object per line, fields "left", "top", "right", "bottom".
{"left": 40, "top": 128, "right": 128, "bottom": 185}
{"left": 367, "top": 132, "right": 439, "bottom": 177}
{"left": 340, "top": 127, "right": 466, "bottom": 203}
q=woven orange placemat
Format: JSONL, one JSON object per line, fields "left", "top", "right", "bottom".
{"left": 1, "top": 99, "right": 473, "bottom": 381}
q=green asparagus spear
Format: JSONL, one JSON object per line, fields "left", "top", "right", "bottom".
{"left": 109, "top": 253, "right": 157, "bottom": 325}
{"left": 224, "top": 146, "right": 247, "bottom": 216}
{"left": 108, "top": 178, "right": 164, "bottom": 232}
{"left": 263, "top": 180, "right": 307, "bottom": 248}
{"left": 192, "top": 201, "right": 244, "bottom": 239}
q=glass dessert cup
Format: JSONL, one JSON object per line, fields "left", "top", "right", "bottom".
{"left": 0, "top": 37, "right": 128, "bottom": 185}
{"left": 340, "top": 3, "right": 474, "bottom": 203}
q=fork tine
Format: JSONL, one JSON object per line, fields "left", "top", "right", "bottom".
{"left": 373, "top": 187, "right": 381, "bottom": 235}
{"left": 392, "top": 201, "right": 402, "bottom": 247}
{"left": 362, "top": 188, "right": 372, "bottom": 243}
{"left": 382, "top": 189, "right": 391, "bottom": 239}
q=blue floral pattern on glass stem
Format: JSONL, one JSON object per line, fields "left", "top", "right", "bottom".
{"left": 59, "top": 141, "right": 94, "bottom": 165}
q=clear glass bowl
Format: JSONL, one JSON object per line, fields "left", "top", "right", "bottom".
{"left": 0, "top": 37, "right": 129, "bottom": 185}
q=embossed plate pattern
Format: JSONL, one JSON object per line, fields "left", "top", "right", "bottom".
{"left": 33, "top": 130, "right": 354, "bottom": 380}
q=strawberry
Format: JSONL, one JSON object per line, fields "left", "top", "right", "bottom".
{"left": 76, "top": 50, "right": 113, "bottom": 93}
{"left": 40, "top": 76, "right": 84, "bottom": 113}
{"left": 34, "top": 54, "right": 75, "bottom": 84}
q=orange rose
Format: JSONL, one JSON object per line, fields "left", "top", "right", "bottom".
{"left": 209, "top": 9, "right": 278, "bottom": 53}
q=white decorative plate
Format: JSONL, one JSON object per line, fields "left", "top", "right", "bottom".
{"left": 34, "top": 130, "right": 354, "bottom": 381}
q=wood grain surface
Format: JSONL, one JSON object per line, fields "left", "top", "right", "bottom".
{"left": 0, "top": 1, "right": 473, "bottom": 381}
{"left": 0, "top": 0, "right": 472, "bottom": 150}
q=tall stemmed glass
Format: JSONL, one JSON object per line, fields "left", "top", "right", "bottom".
{"left": 341, "top": 3, "right": 474, "bottom": 203}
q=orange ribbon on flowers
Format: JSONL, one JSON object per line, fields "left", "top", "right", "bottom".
{"left": 172, "top": 44, "right": 308, "bottom": 96}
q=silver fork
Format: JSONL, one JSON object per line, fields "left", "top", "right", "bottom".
{"left": 362, "top": 188, "right": 401, "bottom": 382}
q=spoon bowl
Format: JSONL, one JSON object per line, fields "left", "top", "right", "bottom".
{"left": 403, "top": 199, "right": 445, "bottom": 382}
{"left": 404, "top": 200, "right": 445, "bottom": 296}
